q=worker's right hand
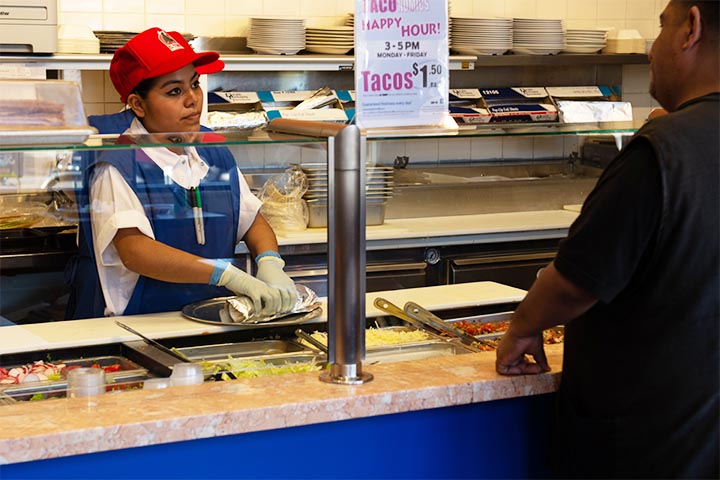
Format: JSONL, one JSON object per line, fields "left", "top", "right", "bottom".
{"left": 213, "top": 262, "right": 285, "bottom": 317}
{"left": 495, "top": 330, "right": 550, "bottom": 376}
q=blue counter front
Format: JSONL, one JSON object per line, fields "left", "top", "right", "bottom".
{"left": 2, "top": 394, "right": 556, "bottom": 479}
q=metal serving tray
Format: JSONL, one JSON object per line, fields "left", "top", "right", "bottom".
{"left": 182, "top": 296, "right": 322, "bottom": 327}
{"left": 199, "top": 352, "right": 325, "bottom": 379}
{"left": 365, "top": 340, "right": 477, "bottom": 364}
{"left": 0, "top": 126, "right": 97, "bottom": 146}
{"left": 0, "top": 355, "right": 147, "bottom": 377}
{"left": 0, "top": 355, "right": 148, "bottom": 398}
{"left": 174, "top": 339, "right": 310, "bottom": 362}
{"left": 0, "top": 371, "right": 150, "bottom": 403}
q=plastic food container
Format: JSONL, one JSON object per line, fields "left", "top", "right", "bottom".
{"left": 0, "top": 79, "right": 97, "bottom": 145}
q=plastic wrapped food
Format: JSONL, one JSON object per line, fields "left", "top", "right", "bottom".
{"left": 259, "top": 165, "right": 309, "bottom": 232}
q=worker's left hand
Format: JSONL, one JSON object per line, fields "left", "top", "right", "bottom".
{"left": 256, "top": 256, "right": 297, "bottom": 313}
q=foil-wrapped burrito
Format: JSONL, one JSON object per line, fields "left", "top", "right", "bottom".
{"left": 224, "top": 284, "right": 319, "bottom": 324}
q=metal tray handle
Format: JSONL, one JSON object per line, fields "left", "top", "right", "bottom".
{"left": 402, "top": 301, "right": 482, "bottom": 347}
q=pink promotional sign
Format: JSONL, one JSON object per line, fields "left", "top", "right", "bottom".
{"left": 354, "top": 0, "right": 449, "bottom": 129}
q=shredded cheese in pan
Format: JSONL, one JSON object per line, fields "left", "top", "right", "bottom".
{"left": 306, "top": 328, "right": 431, "bottom": 348}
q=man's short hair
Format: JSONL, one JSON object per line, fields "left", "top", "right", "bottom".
{"left": 671, "top": 0, "right": 719, "bottom": 43}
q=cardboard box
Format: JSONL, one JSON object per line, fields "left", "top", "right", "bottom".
{"left": 335, "top": 90, "right": 356, "bottom": 123}
{"left": 448, "top": 89, "right": 492, "bottom": 124}
{"left": 545, "top": 85, "right": 621, "bottom": 102}
{"left": 208, "top": 90, "right": 352, "bottom": 123}
{"left": 449, "top": 87, "right": 558, "bottom": 124}
{"left": 208, "top": 91, "right": 263, "bottom": 113}
{"left": 259, "top": 90, "right": 351, "bottom": 124}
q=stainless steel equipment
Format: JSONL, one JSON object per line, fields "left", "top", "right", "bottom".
{"left": 266, "top": 119, "right": 372, "bottom": 385}
{"left": 320, "top": 125, "right": 373, "bottom": 385}
{"left": 295, "top": 328, "right": 329, "bottom": 354}
{"left": 402, "top": 301, "right": 482, "bottom": 347}
{"left": 114, "top": 321, "right": 192, "bottom": 364}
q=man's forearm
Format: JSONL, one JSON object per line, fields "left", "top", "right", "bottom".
{"left": 508, "top": 261, "right": 598, "bottom": 337}
{"left": 243, "top": 213, "right": 279, "bottom": 259}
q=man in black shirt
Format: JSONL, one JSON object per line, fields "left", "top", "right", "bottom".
{"left": 495, "top": 1, "right": 719, "bottom": 478}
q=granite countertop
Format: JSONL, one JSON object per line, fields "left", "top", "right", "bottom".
{"left": 0, "top": 281, "right": 563, "bottom": 465}
{"left": 0, "top": 344, "right": 563, "bottom": 465}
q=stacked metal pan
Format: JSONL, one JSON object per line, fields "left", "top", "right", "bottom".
{"left": 300, "top": 164, "right": 394, "bottom": 227}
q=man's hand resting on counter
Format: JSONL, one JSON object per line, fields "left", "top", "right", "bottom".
{"left": 495, "top": 262, "right": 597, "bottom": 376}
{"left": 496, "top": 330, "right": 550, "bottom": 375}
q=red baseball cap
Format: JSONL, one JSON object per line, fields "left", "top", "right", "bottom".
{"left": 110, "top": 27, "right": 224, "bottom": 103}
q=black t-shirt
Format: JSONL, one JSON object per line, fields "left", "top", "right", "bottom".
{"left": 555, "top": 137, "right": 661, "bottom": 303}
{"left": 549, "top": 94, "right": 720, "bottom": 478}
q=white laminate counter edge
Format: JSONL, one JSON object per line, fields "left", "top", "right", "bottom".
{"left": 273, "top": 210, "right": 579, "bottom": 246}
{"left": 1, "top": 281, "right": 526, "bottom": 355}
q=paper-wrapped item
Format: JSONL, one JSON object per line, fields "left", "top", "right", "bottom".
{"left": 557, "top": 101, "right": 633, "bottom": 123}
{"left": 225, "top": 284, "right": 319, "bottom": 324}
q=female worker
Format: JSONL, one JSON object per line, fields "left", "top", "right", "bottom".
{"left": 66, "top": 28, "right": 296, "bottom": 319}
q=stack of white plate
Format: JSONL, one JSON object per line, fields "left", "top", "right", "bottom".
{"left": 563, "top": 28, "right": 607, "bottom": 53}
{"left": 302, "top": 165, "right": 394, "bottom": 204}
{"left": 511, "top": 18, "right": 565, "bottom": 55}
{"left": 248, "top": 18, "right": 305, "bottom": 55}
{"left": 58, "top": 25, "right": 100, "bottom": 54}
{"left": 305, "top": 26, "right": 354, "bottom": 54}
{"left": 450, "top": 17, "right": 513, "bottom": 56}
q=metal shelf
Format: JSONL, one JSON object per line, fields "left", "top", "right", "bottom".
{"left": 472, "top": 53, "right": 649, "bottom": 67}
{"left": 0, "top": 52, "right": 647, "bottom": 72}
{"left": 0, "top": 53, "right": 476, "bottom": 71}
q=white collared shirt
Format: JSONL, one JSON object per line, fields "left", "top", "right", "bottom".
{"left": 89, "top": 118, "right": 262, "bottom": 316}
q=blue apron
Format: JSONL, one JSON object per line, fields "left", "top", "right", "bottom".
{"left": 66, "top": 121, "right": 242, "bottom": 318}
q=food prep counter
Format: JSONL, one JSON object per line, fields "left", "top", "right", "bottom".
{"left": 0, "top": 282, "right": 563, "bottom": 478}
{"left": 267, "top": 210, "right": 578, "bottom": 251}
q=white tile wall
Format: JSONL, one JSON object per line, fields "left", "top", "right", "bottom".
{"left": 146, "top": 0, "right": 185, "bottom": 15}
{"left": 439, "top": 138, "right": 471, "bottom": 165}
{"left": 59, "top": 0, "right": 101, "bottom": 13}
{"left": 532, "top": 137, "right": 564, "bottom": 160}
{"left": 470, "top": 137, "right": 503, "bottom": 162}
{"left": 103, "top": 0, "right": 145, "bottom": 13}
{"left": 405, "top": 139, "right": 440, "bottom": 164}
{"left": 505, "top": 0, "right": 538, "bottom": 19}
{"left": 502, "top": 137, "right": 535, "bottom": 160}
{"left": 536, "top": 0, "right": 568, "bottom": 20}
{"left": 56, "top": 0, "right": 667, "bottom": 163}
{"left": 57, "top": 0, "right": 667, "bottom": 39}
{"left": 567, "top": 0, "right": 598, "bottom": 22}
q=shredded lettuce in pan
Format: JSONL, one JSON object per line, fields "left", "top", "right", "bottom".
{"left": 201, "top": 357, "right": 322, "bottom": 379}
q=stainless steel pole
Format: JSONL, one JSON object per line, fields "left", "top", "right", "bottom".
{"left": 320, "top": 125, "right": 373, "bottom": 385}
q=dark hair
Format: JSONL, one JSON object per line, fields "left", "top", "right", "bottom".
{"left": 130, "top": 76, "right": 159, "bottom": 100}
{"left": 671, "top": 0, "right": 719, "bottom": 41}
